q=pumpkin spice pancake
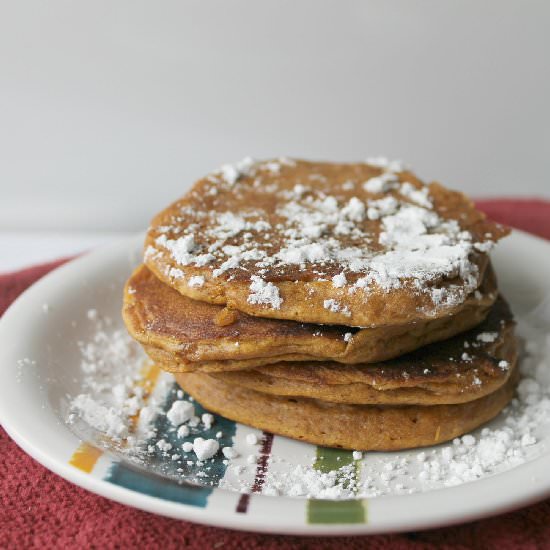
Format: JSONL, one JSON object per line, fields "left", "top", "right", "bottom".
{"left": 123, "top": 263, "right": 498, "bottom": 372}
{"left": 144, "top": 158, "right": 508, "bottom": 327}
{"left": 208, "top": 296, "right": 517, "bottom": 405}
{"left": 175, "top": 366, "right": 519, "bottom": 452}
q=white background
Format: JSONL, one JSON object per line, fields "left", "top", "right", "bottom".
{"left": 1, "top": 0, "right": 549, "bottom": 235}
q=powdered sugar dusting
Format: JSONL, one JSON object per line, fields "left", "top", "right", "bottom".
{"left": 264, "top": 463, "right": 358, "bottom": 498}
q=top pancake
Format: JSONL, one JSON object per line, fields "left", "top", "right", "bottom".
{"left": 145, "top": 158, "right": 509, "bottom": 326}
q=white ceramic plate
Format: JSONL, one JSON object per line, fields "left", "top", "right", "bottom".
{"left": 1, "top": 231, "right": 550, "bottom": 536}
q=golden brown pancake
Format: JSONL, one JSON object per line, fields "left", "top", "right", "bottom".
{"left": 209, "top": 296, "right": 517, "bottom": 405}
{"left": 123, "top": 264, "right": 497, "bottom": 371}
{"left": 144, "top": 158, "right": 508, "bottom": 326}
{"left": 174, "top": 365, "right": 519, "bottom": 451}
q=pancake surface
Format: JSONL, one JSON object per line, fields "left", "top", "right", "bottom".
{"left": 210, "top": 296, "right": 517, "bottom": 405}
{"left": 144, "top": 158, "right": 508, "bottom": 326}
{"left": 124, "top": 264, "right": 497, "bottom": 371}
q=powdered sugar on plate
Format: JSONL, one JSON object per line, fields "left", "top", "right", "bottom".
{"left": 66, "top": 310, "right": 170, "bottom": 455}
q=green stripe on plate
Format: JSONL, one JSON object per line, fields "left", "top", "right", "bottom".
{"left": 307, "top": 447, "right": 367, "bottom": 524}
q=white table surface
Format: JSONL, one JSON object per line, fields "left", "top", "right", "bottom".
{"left": 0, "top": 231, "right": 133, "bottom": 274}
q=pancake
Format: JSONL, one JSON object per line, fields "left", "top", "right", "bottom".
{"left": 174, "top": 365, "right": 519, "bottom": 451}
{"left": 208, "top": 296, "right": 517, "bottom": 405}
{"left": 144, "top": 158, "right": 509, "bottom": 326}
{"left": 123, "top": 264, "right": 497, "bottom": 371}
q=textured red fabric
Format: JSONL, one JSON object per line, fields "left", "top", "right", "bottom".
{"left": 475, "top": 198, "right": 550, "bottom": 241}
{"left": 1, "top": 199, "right": 550, "bottom": 550}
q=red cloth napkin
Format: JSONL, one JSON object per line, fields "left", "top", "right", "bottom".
{"left": 1, "top": 198, "right": 550, "bottom": 550}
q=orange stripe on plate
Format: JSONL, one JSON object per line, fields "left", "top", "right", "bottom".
{"left": 69, "top": 442, "right": 103, "bottom": 473}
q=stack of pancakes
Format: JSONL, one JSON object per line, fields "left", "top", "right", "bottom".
{"left": 123, "top": 158, "right": 517, "bottom": 451}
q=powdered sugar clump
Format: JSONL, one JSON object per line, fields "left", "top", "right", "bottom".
{"left": 363, "top": 172, "right": 399, "bottom": 193}
{"left": 215, "top": 156, "right": 256, "bottom": 185}
{"left": 247, "top": 276, "right": 283, "bottom": 309}
{"left": 166, "top": 400, "right": 194, "bottom": 426}
{"left": 332, "top": 272, "right": 347, "bottom": 288}
{"left": 155, "top": 234, "right": 197, "bottom": 266}
{"left": 193, "top": 437, "right": 220, "bottom": 461}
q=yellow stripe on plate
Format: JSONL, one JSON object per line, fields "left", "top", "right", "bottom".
{"left": 69, "top": 442, "right": 103, "bottom": 473}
